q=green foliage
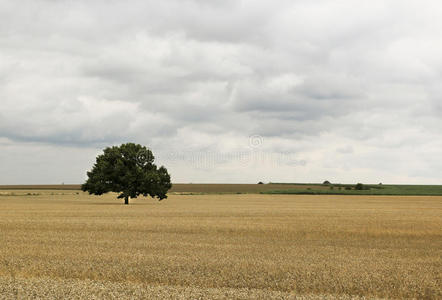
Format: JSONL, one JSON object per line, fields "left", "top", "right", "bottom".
{"left": 82, "top": 143, "right": 172, "bottom": 204}
{"left": 355, "top": 183, "right": 364, "bottom": 190}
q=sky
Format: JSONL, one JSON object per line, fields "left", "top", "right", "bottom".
{"left": 1, "top": 0, "right": 442, "bottom": 184}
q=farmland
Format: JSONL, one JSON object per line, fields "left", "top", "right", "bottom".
{"left": 0, "top": 190, "right": 441, "bottom": 299}
{"left": 2, "top": 183, "right": 442, "bottom": 196}
{"left": 264, "top": 183, "right": 442, "bottom": 196}
{"left": 0, "top": 184, "right": 325, "bottom": 194}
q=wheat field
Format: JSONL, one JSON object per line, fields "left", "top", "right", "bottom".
{"left": 0, "top": 191, "right": 441, "bottom": 299}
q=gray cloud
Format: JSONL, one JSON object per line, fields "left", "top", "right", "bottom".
{"left": 1, "top": 0, "right": 442, "bottom": 184}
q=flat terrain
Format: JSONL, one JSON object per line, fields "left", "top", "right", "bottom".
{"left": 0, "top": 184, "right": 327, "bottom": 193}
{"left": 0, "top": 191, "right": 441, "bottom": 299}
{"left": 265, "top": 184, "right": 442, "bottom": 196}
{"left": 2, "top": 183, "right": 442, "bottom": 196}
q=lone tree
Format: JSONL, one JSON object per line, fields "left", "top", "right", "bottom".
{"left": 82, "top": 143, "right": 172, "bottom": 205}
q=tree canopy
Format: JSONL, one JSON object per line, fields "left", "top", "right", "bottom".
{"left": 81, "top": 143, "right": 172, "bottom": 204}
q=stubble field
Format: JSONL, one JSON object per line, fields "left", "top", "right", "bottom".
{"left": 0, "top": 191, "right": 441, "bottom": 299}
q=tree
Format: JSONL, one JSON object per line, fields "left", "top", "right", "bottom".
{"left": 355, "top": 183, "right": 364, "bottom": 190}
{"left": 82, "top": 143, "right": 172, "bottom": 205}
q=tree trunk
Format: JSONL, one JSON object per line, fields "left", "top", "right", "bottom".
{"left": 124, "top": 196, "right": 129, "bottom": 205}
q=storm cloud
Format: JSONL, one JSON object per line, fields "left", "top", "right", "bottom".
{"left": 1, "top": 0, "right": 442, "bottom": 184}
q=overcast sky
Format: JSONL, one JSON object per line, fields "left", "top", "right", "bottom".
{"left": 1, "top": 0, "right": 442, "bottom": 184}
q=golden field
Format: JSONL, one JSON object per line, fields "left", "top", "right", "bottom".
{"left": 0, "top": 191, "right": 441, "bottom": 299}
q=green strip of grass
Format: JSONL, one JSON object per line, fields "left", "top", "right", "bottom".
{"left": 263, "top": 184, "right": 442, "bottom": 196}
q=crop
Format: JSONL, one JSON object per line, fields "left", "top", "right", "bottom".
{"left": 0, "top": 191, "right": 440, "bottom": 299}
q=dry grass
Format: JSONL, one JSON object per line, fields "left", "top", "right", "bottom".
{"left": 0, "top": 185, "right": 81, "bottom": 190}
{"left": 0, "top": 191, "right": 441, "bottom": 299}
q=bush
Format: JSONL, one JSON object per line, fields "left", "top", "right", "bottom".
{"left": 355, "top": 183, "right": 364, "bottom": 190}
{"left": 323, "top": 180, "right": 331, "bottom": 185}
{"left": 258, "top": 181, "right": 264, "bottom": 185}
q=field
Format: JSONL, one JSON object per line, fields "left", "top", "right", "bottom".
{"left": 265, "top": 184, "right": 442, "bottom": 196}
{"left": 0, "top": 184, "right": 326, "bottom": 194}
{"left": 0, "top": 190, "right": 441, "bottom": 299}
{"left": 2, "top": 183, "right": 442, "bottom": 196}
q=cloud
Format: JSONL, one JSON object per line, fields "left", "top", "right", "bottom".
{"left": 1, "top": 0, "right": 442, "bottom": 183}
